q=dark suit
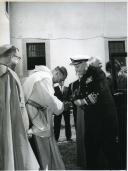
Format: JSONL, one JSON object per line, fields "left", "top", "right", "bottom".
{"left": 75, "top": 66, "right": 120, "bottom": 169}
{"left": 54, "top": 86, "right": 71, "bottom": 141}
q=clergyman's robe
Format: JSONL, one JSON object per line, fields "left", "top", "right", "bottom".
{"left": 23, "top": 66, "right": 65, "bottom": 170}
{"left": 0, "top": 65, "right": 39, "bottom": 170}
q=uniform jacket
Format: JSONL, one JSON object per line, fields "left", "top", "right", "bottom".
{"left": 77, "top": 66, "right": 119, "bottom": 142}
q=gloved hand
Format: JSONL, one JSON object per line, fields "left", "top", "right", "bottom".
{"left": 74, "top": 99, "right": 82, "bottom": 106}
{"left": 74, "top": 99, "right": 88, "bottom": 106}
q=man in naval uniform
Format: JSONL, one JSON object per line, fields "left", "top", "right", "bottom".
{"left": 70, "top": 55, "right": 120, "bottom": 170}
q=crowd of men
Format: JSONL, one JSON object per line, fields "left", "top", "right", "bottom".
{"left": 0, "top": 44, "right": 127, "bottom": 170}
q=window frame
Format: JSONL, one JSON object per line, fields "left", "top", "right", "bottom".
{"left": 22, "top": 38, "right": 50, "bottom": 76}
{"left": 104, "top": 38, "right": 127, "bottom": 91}
{"left": 26, "top": 42, "right": 46, "bottom": 70}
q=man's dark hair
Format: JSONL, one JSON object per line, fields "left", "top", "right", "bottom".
{"left": 55, "top": 66, "right": 68, "bottom": 78}
{"left": 106, "top": 61, "right": 112, "bottom": 73}
{"left": 106, "top": 60, "right": 121, "bottom": 73}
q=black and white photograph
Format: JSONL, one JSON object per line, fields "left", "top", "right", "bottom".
{"left": 0, "top": 0, "right": 127, "bottom": 170}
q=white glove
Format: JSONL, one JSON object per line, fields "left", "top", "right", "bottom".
{"left": 74, "top": 99, "right": 88, "bottom": 106}
{"left": 74, "top": 99, "right": 82, "bottom": 106}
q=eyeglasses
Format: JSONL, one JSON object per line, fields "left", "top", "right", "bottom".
{"left": 11, "top": 55, "right": 21, "bottom": 60}
{"left": 10, "top": 55, "right": 21, "bottom": 64}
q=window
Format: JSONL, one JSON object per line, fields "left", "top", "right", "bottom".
{"left": 22, "top": 38, "right": 50, "bottom": 76}
{"left": 108, "top": 41, "right": 126, "bottom": 66}
{"left": 26, "top": 43, "right": 46, "bottom": 70}
{"left": 108, "top": 41, "right": 127, "bottom": 91}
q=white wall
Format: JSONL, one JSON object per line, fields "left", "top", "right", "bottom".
{"left": 9, "top": 2, "right": 127, "bottom": 85}
{"left": 0, "top": 2, "right": 10, "bottom": 45}
{"left": 50, "top": 37, "right": 105, "bottom": 84}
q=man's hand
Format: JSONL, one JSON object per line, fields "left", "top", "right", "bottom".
{"left": 27, "top": 128, "right": 33, "bottom": 138}
{"left": 74, "top": 99, "right": 88, "bottom": 106}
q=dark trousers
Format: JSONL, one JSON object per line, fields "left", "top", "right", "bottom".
{"left": 54, "top": 111, "right": 71, "bottom": 141}
{"left": 114, "top": 93, "right": 127, "bottom": 169}
{"left": 73, "top": 107, "right": 77, "bottom": 130}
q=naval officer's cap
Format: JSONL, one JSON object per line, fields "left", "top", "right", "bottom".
{"left": 70, "top": 55, "right": 90, "bottom": 65}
